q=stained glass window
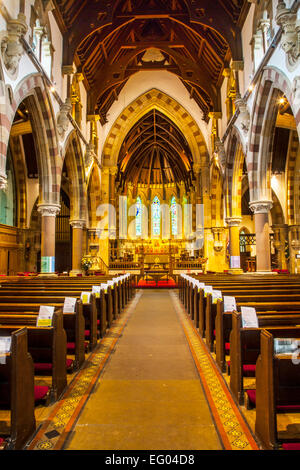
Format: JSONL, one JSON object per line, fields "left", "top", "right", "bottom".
{"left": 171, "top": 196, "right": 178, "bottom": 236}
{"left": 152, "top": 196, "right": 161, "bottom": 237}
{"left": 136, "top": 197, "right": 142, "bottom": 237}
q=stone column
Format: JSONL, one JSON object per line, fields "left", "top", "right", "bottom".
{"left": 109, "top": 166, "right": 118, "bottom": 239}
{"left": 226, "top": 217, "right": 243, "bottom": 274}
{"left": 70, "top": 220, "right": 86, "bottom": 276}
{"left": 250, "top": 201, "right": 273, "bottom": 273}
{"left": 272, "top": 224, "right": 289, "bottom": 270}
{"left": 37, "top": 203, "right": 60, "bottom": 275}
{"left": 289, "top": 225, "right": 300, "bottom": 274}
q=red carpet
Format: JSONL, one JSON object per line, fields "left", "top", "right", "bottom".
{"left": 137, "top": 279, "right": 177, "bottom": 288}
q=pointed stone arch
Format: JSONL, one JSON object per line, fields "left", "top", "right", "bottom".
{"left": 62, "top": 130, "right": 87, "bottom": 222}
{"left": 87, "top": 164, "right": 102, "bottom": 229}
{"left": 248, "top": 67, "right": 299, "bottom": 203}
{"left": 226, "top": 126, "right": 246, "bottom": 219}
{"left": 210, "top": 163, "right": 224, "bottom": 227}
{"left": 0, "top": 74, "right": 61, "bottom": 206}
{"left": 102, "top": 88, "right": 209, "bottom": 169}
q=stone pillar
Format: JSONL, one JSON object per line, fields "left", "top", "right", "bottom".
{"left": 70, "top": 220, "right": 86, "bottom": 276}
{"left": 226, "top": 217, "right": 243, "bottom": 274}
{"left": 289, "top": 225, "right": 300, "bottom": 274}
{"left": 37, "top": 203, "right": 60, "bottom": 275}
{"left": 272, "top": 224, "right": 289, "bottom": 270}
{"left": 250, "top": 201, "right": 273, "bottom": 273}
{"left": 109, "top": 167, "right": 118, "bottom": 239}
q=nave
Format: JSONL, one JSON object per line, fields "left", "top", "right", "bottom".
{"left": 0, "top": 282, "right": 259, "bottom": 452}
{"left": 3, "top": 273, "right": 300, "bottom": 451}
{"left": 63, "top": 290, "right": 222, "bottom": 451}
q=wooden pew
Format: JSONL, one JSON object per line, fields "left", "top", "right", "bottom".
{"left": 255, "top": 328, "right": 300, "bottom": 450}
{"left": 0, "top": 310, "right": 67, "bottom": 403}
{"left": 0, "top": 277, "right": 126, "bottom": 333}
{"left": 229, "top": 312, "right": 300, "bottom": 405}
{"left": 0, "top": 293, "right": 98, "bottom": 352}
{"left": 197, "top": 285, "right": 300, "bottom": 348}
{"left": 214, "top": 298, "right": 300, "bottom": 373}
{"left": 0, "top": 327, "right": 36, "bottom": 450}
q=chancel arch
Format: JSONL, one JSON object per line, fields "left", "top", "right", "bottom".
{"left": 100, "top": 88, "right": 210, "bottom": 272}
{"left": 101, "top": 88, "right": 209, "bottom": 169}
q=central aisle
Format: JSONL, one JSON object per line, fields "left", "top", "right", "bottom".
{"left": 65, "top": 290, "right": 222, "bottom": 450}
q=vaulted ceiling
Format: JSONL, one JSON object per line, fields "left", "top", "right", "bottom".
{"left": 116, "top": 109, "right": 194, "bottom": 192}
{"left": 53, "top": 0, "right": 249, "bottom": 123}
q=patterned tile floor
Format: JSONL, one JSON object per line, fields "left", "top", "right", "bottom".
{"left": 170, "top": 291, "right": 259, "bottom": 450}
{"left": 26, "top": 290, "right": 260, "bottom": 451}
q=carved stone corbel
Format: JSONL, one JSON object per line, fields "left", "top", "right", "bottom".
{"left": 276, "top": 1, "right": 300, "bottom": 71}
{"left": 235, "top": 93, "right": 250, "bottom": 135}
{"left": 214, "top": 138, "right": 226, "bottom": 170}
{"left": 85, "top": 142, "right": 95, "bottom": 167}
{"left": 0, "top": 174, "right": 7, "bottom": 191}
{"left": 292, "top": 76, "right": 300, "bottom": 103}
{"left": 57, "top": 98, "right": 72, "bottom": 140}
{"left": 1, "top": 13, "right": 28, "bottom": 79}
{"left": 212, "top": 227, "right": 224, "bottom": 253}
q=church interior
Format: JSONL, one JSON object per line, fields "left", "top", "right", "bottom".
{"left": 0, "top": 0, "right": 300, "bottom": 452}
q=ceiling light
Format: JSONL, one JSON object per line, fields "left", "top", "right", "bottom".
{"left": 278, "top": 97, "right": 286, "bottom": 105}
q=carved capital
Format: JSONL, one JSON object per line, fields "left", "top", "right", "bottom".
{"left": 109, "top": 166, "right": 118, "bottom": 176}
{"left": 249, "top": 200, "right": 273, "bottom": 214}
{"left": 70, "top": 219, "right": 86, "bottom": 229}
{"left": 37, "top": 203, "right": 60, "bottom": 217}
{"left": 258, "top": 18, "right": 270, "bottom": 34}
{"left": 231, "top": 60, "right": 244, "bottom": 72}
{"left": 225, "top": 217, "right": 242, "bottom": 227}
{"left": 209, "top": 111, "right": 222, "bottom": 120}
{"left": 62, "top": 65, "right": 75, "bottom": 76}
{"left": 1, "top": 13, "right": 28, "bottom": 79}
{"left": 276, "top": 1, "right": 300, "bottom": 70}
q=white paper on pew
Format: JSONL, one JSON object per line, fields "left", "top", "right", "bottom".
{"left": 0, "top": 337, "right": 11, "bottom": 357}
{"left": 81, "top": 292, "right": 91, "bottom": 304}
{"left": 241, "top": 307, "right": 258, "bottom": 328}
{"left": 204, "top": 286, "right": 213, "bottom": 297}
{"left": 37, "top": 306, "right": 55, "bottom": 327}
{"left": 212, "top": 290, "right": 222, "bottom": 304}
{"left": 101, "top": 284, "right": 109, "bottom": 293}
{"left": 63, "top": 297, "right": 77, "bottom": 313}
{"left": 197, "top": 282, "right": 205, "bottom": 290}
{"left": 107, "top": 281, "right": 115, "bottom": 289}
{"left": 92, "top": 286, "right": 101, "bottom": 298}
{"left": 223, "top": 296, "right": 237, "bottom": 312}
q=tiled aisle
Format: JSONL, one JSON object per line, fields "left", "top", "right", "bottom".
{"left": 64, "top": 289, "right": 222, "bottom": 450}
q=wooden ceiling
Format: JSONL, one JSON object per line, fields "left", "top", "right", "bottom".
{"left": 116, "top": 109, "right": 194, "bottom": 191}
{"left": 53, "top": 0, "right": 249, "bottom": 123}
